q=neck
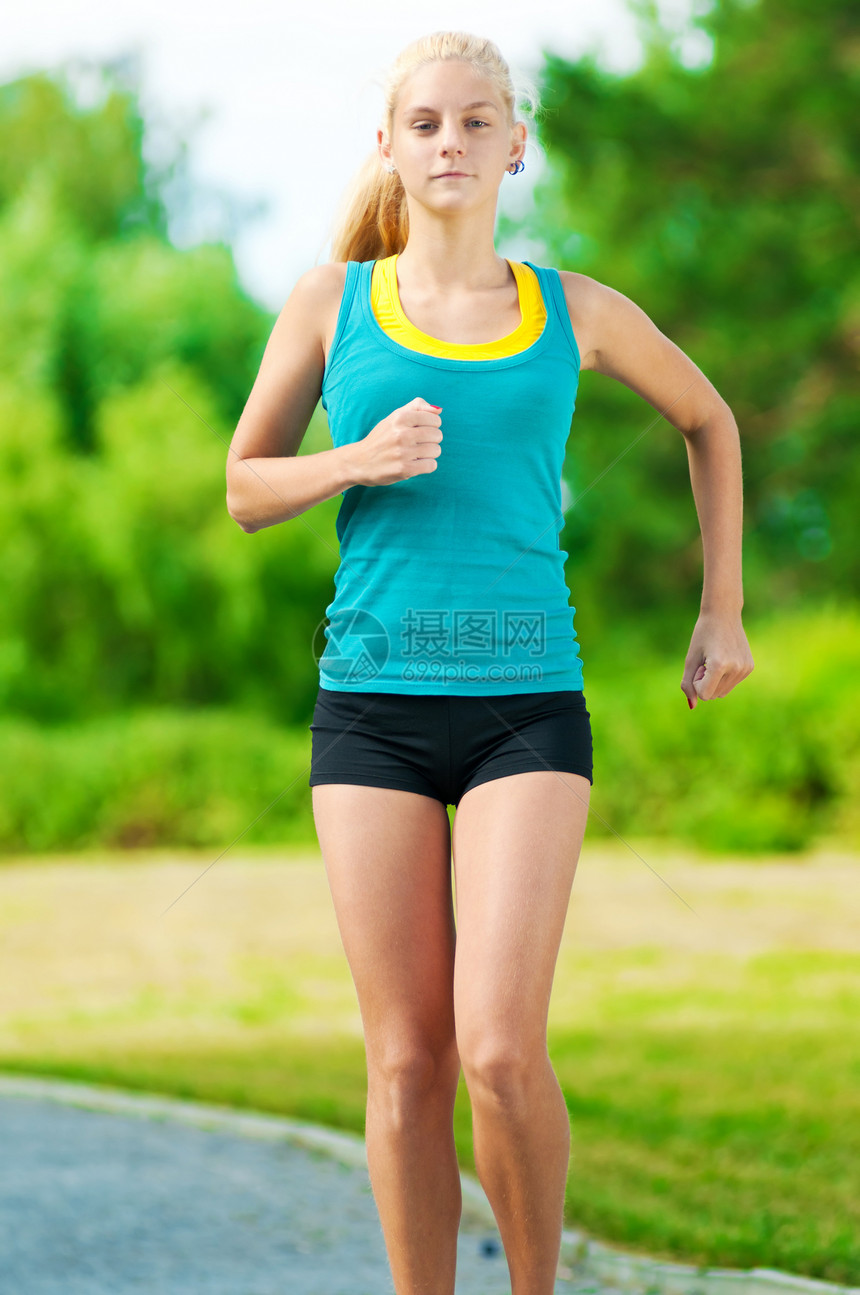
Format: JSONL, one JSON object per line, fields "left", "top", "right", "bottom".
{"left": 394, "top": 205, "right": 510, "bottom": 292}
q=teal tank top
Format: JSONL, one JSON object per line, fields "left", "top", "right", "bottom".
{"left": 318, "top": 258, "right": 585, "bottom": 695}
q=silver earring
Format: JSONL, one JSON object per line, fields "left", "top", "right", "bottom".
{"left": 386, "top": 165, "right": 397, "bottom": 174}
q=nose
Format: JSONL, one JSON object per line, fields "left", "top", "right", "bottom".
{"left": 438, "top": 119, "right": 467, "bottom": 157}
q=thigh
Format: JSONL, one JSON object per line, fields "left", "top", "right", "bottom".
{"left": 451, "top": 769, "right": 591, "bottom": 1059}
{"left": 312, "top": 783, "right": 457, "bottom": 1063}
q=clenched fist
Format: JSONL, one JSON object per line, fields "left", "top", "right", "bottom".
{"left": 348, "top": 397, "right": 443, "bottom": 487}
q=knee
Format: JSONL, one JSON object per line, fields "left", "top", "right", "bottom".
{"left": 367, "top": 1038, "right": 460, "bottom": 1122}
{"left": 460, "top": 1037, "right": 546, "bottom": 1116}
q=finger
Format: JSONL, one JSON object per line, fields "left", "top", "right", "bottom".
{"left": 681, "top": 661, "right": 707, "bottom": 708}
{"left": 716, "top": 669, "right": 747, "bottom": 698}
{"left": 694, "top": 662, "right": 727, "bottom": 701}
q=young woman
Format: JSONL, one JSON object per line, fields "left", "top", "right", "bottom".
{"left": 226, "top": 30, "right": 754, "bottom": 1295}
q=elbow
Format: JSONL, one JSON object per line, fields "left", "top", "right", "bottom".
{"left": 226, "top": 493, "right": 258, "bottom": 534}
{"left": 682, "top": 406, "right": 738, "bottom": 445}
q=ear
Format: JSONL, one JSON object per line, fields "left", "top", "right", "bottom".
{"left": 508, "top": 120, "right": 528, "bottom": 167}
{"left": 377, "top": 128, "right": 393, "bottom": 170}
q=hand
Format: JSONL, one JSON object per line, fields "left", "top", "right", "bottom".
{"left": 681, "top": 610, "right": 754, "bottom": 710}
{"left": 349, "top": 397, "right": 443, "bottom": 487}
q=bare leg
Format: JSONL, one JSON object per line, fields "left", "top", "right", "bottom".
{"left": 312, "top": 783, "right": 462, "bottom": 1295}
{"left": 452, "top": 769, "right": 591, "bottom": 1295}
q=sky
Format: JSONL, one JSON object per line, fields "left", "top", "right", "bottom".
{"left": 3, "top": 0, "right": 710, "bottom": 312}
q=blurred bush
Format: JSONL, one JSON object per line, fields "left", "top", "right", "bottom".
{"left": 0, "top": 600, "right": 855, "bottom": 856}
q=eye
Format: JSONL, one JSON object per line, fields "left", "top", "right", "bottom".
{"left": 411, "top": 119, "right": 491, "bottom": 131}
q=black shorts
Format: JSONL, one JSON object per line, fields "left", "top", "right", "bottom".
{"left": 308, "top": 688, "right": 593, "bottom": 808}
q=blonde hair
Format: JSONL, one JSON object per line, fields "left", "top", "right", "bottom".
{"left": 328, "top": 31, "right": 540, "bottom": 264}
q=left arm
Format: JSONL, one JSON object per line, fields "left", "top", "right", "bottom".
{"left": 560, "top": 272, "right": 755, "bottom": 709}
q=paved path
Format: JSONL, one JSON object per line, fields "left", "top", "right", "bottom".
{"left": 3, "top": 1077, "right": 840, "bottom": 1295}
{"left": 0, "top": 1081, "right": 614, "bottom": 1295}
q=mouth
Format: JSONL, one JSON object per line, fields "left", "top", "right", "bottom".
{"left": 434, "top": 172, "right": 470, "bottom": 178}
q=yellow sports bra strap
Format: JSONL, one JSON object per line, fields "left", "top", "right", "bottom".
{"left": 370, "top": 255, "right": 547, "bottom": 360}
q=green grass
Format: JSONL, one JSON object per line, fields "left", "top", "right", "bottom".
{"left": 0, "top": 849, "right": 857, "bottom": 1285}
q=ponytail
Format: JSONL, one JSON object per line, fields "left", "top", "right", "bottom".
{"left": 330, "top": 150, "right": 409, "bottom": 263}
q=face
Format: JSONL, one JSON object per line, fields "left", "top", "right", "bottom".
{"left": 378, "top": 59, "right": 526, "bottom": 211}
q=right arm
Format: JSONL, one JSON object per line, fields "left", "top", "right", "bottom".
{"left": 226, "top": 264, "right": 444, "bottom": 534}
{"left": 225, "top": 264, "right": 356, "bottom": 533}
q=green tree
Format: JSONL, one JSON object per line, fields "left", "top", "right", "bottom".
{"left": 0, "top": 61, "right": 332, "bottom": 723}
{"left": 507, "top": 0, "right": 859, "bottom": 642}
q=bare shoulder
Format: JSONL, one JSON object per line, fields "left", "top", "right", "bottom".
{"left": 556, "top": 270, "right": 614, "bottom": 372}
{"left": 556, "top": 268, "right": 733, "bottom": 434}
{"left": 287, "top": 261, "right": 349, "bottom": 366}
{"left": 294, "top": 260, "right": 349, "bottom": 299}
